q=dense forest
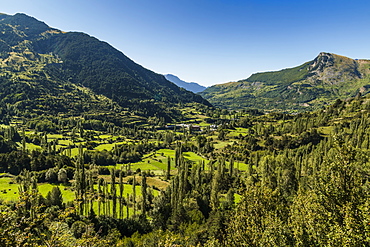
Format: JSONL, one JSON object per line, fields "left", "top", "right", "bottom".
{"left": 0, "top": 93, "right": 369, "bottom": 246}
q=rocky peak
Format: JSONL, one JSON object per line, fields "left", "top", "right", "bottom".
{"left": 309, "top": 52, "right": 335, "bottom": 72}
{"left": 307, "top": 52, "right": 362, "bottom": 84}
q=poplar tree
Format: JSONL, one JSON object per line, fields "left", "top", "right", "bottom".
{"left": 141, "top": 173, "right": 148, "bottom": 216}
{"left": 166, "top": 156, "right": 171, "bottom": 180}
{"left": 133, "top": 175, "right": 136, "bottom": 216}
{"left": 229, "top": 156, "right": 234, "bottom": 177}
{"left": 119, "top": 169, "right": 124, "bottom": 219}
{"left": 111, "top": 168, "right": 117, "bottom": 218}
{"left": 98, "top": 178, "right": 104, "bottom": 216}
{"left": 210, "top": 168, "right": 221, "bottom": 211}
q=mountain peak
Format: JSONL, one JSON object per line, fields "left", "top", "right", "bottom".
{"left": 201, "top": 52, "right": 370, "bottom": 112}
{"left": 164, "top": 74, "right": 206, "bottom": 93}
{"left": 0, "top": 13, "right": 211, "bottom": 119}
{"left": 308, "top": 52, "right": 361, "bottom": 81}
{"left": 309, "top": 52, "right": 336, "bottom": 72}
{"left": 0, "top": 13, "right": 51, "bottom": 37}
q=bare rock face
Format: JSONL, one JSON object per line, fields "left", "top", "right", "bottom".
{"left": 307, "top": 52, "right": 362, "bottom": 85}
{"left": 309, "top": 52, "right": 335, "bottom": 72}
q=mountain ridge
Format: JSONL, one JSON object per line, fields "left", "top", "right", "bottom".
{"left": 0, "top": 13, "right": 211, "bottom": 121}
{"left": 200, "top": 52, "right": 370, "bottom": 112}
{"left": 164, "top": 74, "right": 206, "bottom": 93}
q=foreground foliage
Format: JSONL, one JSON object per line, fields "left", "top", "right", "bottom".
{"left": 0, "top": 95, "right": 369, "bottom": 246}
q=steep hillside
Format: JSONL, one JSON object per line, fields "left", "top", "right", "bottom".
{"left": 200, "top": 52, "right": 370, "bottom": 112}
{"left": 164, "top": 74, "right": 206, "bottom": 93}
{"left": 0, "top": 13, "right": 210, "bottom": 120}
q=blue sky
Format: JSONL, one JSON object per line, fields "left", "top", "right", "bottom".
{"left": 2, "top": 0, "right": 370, "bottom": 86}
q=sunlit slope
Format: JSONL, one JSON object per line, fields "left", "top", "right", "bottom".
{"left": 200, "top": 52, "right": 370, "bottom": 112}
{"left": 0, "top": 13, "right": 211, "bottom": 119}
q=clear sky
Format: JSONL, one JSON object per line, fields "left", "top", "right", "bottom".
{"left": 2, "top": 0, "right": 370, "bottom": 86}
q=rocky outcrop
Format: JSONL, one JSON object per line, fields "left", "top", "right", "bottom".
{"left": 307, "top": 52, "right": 362, "bottom": 85}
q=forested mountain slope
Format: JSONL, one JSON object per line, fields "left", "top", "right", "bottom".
{"left": 200, "top": 52, "right": 370, "bottom": 112}
{"left": 0, "top": 13, "right": 210, "bottom": 120}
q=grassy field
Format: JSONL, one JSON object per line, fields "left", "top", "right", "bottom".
{"left": 0, "top": 175, "right": 164, "bottom": 208}
{"left": 110, "top": 149, "right": 211, "bottom": 174}
{"left": 25, "top": 143, "right": 42, "bottom": 151}
{"left": 47, "top": 134, "right": 64, "bottom": 139}
{"left": 318, "top": 126, "right": 334, "bottom": 136}
{"left": 58, "top": 139, "right": 74, "bottom": 146}
{"left": 38, "top": 183, "right": 75, "bottom": 202}
{"left": 0, "top": 178, "right": 75, "bottom": 203}
{"left": 213, "top": 141, "right": 234, "bottom": 149}
{"left": 228, "top": 127, "right": 249, "bottom": 137}
{"left": 94, "top": 143, "right": 117, "bottom": 151}
{"left": 0, "top": 177, "right": 19, "bottom": 202}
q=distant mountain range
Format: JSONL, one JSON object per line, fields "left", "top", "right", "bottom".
{"left": 0, "top": 13, "right": 211, "bottom": 121}
{"left": 200, "top": 52, "right": 370, "bottom": 112}
{"left": 164, "top": 74, "right": 206, "bottom": 93}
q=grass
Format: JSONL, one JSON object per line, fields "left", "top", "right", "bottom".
{"left": 318, "top": 126, "right": 334, "bottom": 136}
{"left": 156, "top": 149, "right": 175, "bottom": 157}
{"left": 127, "top": 163, "right": 162, "bottom": 172}
{"left": 183, "top": 152, "right": 208, "bottom": 163}
{"left": 231, "top": 161, "right": 249, "bottom": 171}
{"left": 26, "top": 143, "right": 42, "bottom": 151}
{"left": 228, "top": 127, "right": 249, "bottom": 137}
{"left": 108, "top": 149, "right": 214, "bottom": 175}
{"left": 47, "top": 134, "right": 64, "bottom": 139}
{"left": 58, "top": 139, "right": 74, "bottom": 146}
{"left": 95, "top": 143, "right": 116, "bottom": 151}
{"left": 38, "top": 183, "right": 75, "bottom": 202}
{"left": 69, "top": 147, "right": 87, "bottom": 157}
{"left": 98, "top": 134, "right": 117, "bottom": 140}
{"left": 0, "top": 175, "right": 164, "bottom": 209}
{"left": 0, "top": 177, "right": 19, "bottom": 202}
{"left": 213, "top": 141, "right": 234, "bottom": 149}
{"left": 0, "top": 178, "right": 75, "bottom": 203}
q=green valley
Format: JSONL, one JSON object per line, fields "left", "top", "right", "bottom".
{"left": 0, "top": 13, "right": 368, "bottom": 247}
